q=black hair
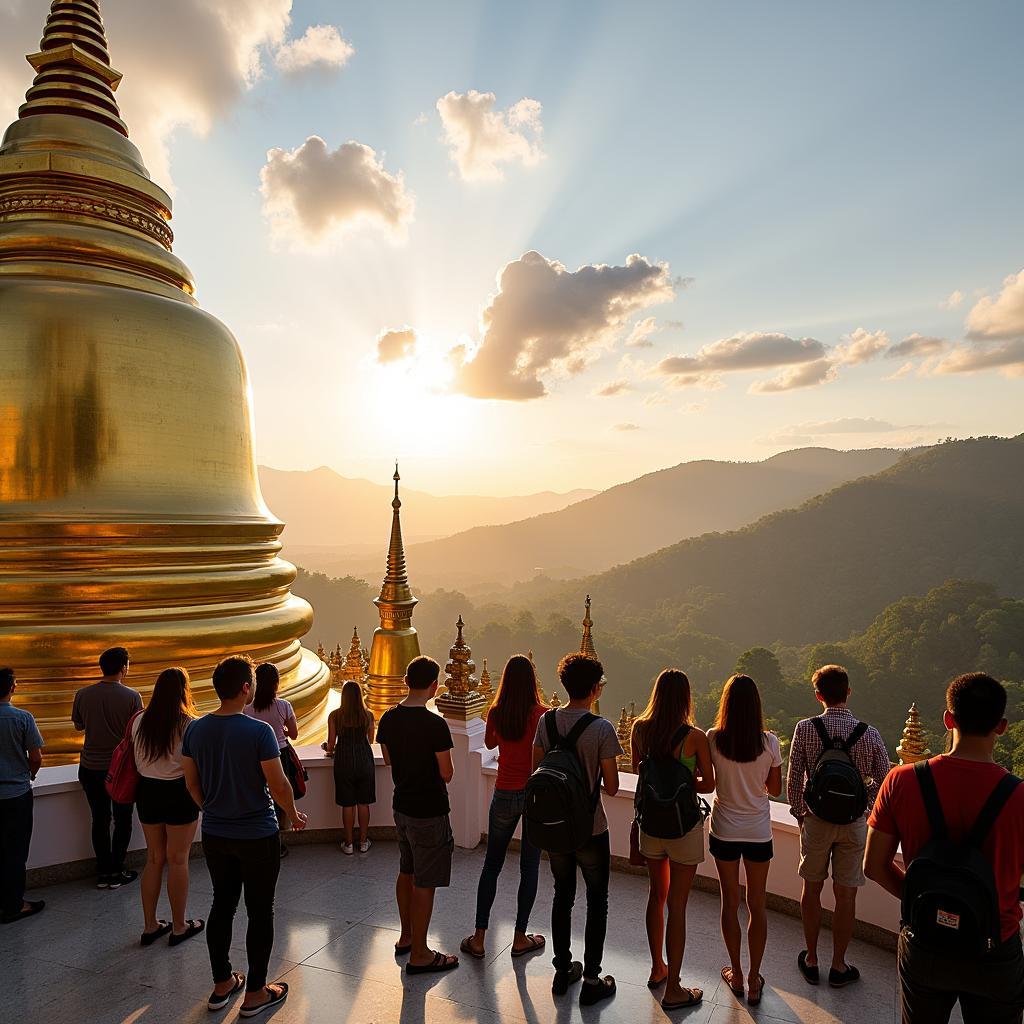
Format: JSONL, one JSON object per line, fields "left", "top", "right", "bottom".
{"left": 253, "top": 663, "right": 280, "bottom": 712}
{"left": 557, "top": 653, "right": 604, "bottom": 701}
{"left": 406, "top": 656, "right": 440, "bottom": 691}
{"left": 812, "top": 664, "right": 850, "bottom": 706}
{"left": 212, "top": 655, "right": 255, "bottom": 700}
{"left": 946, "top": 672, "right": 1007, "bottom": 737}
{"left": 99, "top": 647, "right": 130, "bottom": 676}
{"left": 0, "top": 668, "right": 14, "bottom": 699}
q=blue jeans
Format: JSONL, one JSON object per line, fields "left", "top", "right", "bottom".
{"left": 474, "top": 788, "right": 540, "bottom": 933}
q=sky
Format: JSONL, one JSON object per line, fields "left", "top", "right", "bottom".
{"left": 2, "top": 0, "right": 1024, "bottom": 496}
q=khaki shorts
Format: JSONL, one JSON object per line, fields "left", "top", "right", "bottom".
{"left": 798, "top": 812, "right": 867, "bottom": 888}
{"left": 639, "top": 823, "right": 705, "bottom": 866}
{"left": 395, "top": 811, "right": 454, "bottom": 889}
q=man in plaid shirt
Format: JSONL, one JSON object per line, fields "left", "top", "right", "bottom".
{"left": 786, "top": 665, "right": 892, "bottom": 990}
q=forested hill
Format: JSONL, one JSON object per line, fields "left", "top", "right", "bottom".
{"left": 528, "top": 436, "right": 1024, "bottom": 646}
{"left": 378, "top": 447, "right": 902, "bottom": 589}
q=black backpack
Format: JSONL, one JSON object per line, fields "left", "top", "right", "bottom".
{"left": 525, "top": 711, "right": 599, "bottom": 854}
{"left": 635, "top": 725, "right": 708, "bottom": 839}
{"left": 803, "top": 717, "right": 870, "bottom": 824}
{"left": 902, "top": 760, "right": 1021, "bottom": 957}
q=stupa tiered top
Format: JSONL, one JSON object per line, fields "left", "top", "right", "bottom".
{"left": 896, "top": 702, "right": 931, "bottom": 765}
{"left": 436, "top": 616, "right": 486, "bottom": 721}
{"left": 580, "top": 595, "right": 601, "bottom": 715}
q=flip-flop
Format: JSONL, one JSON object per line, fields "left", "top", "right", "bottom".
{"left": 239, "top": 982, "right": 289, "bottom": 1018}
{"left": 460, "top": 937, "right": 485, "bottom": 960}
{"left": 169, "top": 919, "right": 205, "bottom": 947}
{"left": 721, "top": 966, "right": 744, "bottom": 996}
{"left": 140, "top": 921, "right": 172, "bottom": 946}
{"left": 394, "top": 943, "right": 412, "bottom": 956}
{"left": 510, "top": 934, "right": 545, "bottom": 958}
{"left": 406, "top": 950, "right": 459, "bottom": 975}
{"left": 207, "top": 972, "right": 245, "bottom": 1012}
{"left": 647, "top": 970, "right": 668, "bottom": 990}
{"left": 748, "top": 974, "right": 765, "bottom": 1006}
{"left": 661, "top": 988, "right": 703, "bottom": 1010}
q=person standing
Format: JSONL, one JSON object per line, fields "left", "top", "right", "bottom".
{"left": 866, "top": 673, "right": 1024, "bottom": 1024}
{"left": 532, "top": 653, "right": 623, "bottom": 1006}
{"left": 72, "top": 646, "right": 142, "bottom": 888}
{"left": 132, "top": 667, "right": 202, "bottom": 947}
{"left": 0, "top": 667, "right": 45, "bottom": 924}
{"left": 181, "top": 656, "right": 307, "bottom": 1018}
{"left": 631, "top": 668, "right": 714, "bottom": 1009}
{"left": 707, "top": 674, "right": 783, "bottom": 1007}
{"left": 461, "top": 654, "right": 547, "bottom": 962}
{"left": 324, "top": 680, "right": 376, "bottom": 855}
{"left": 787, "top": 664, "right": 891, "bottom": 988}
{"left": 377, "top": 656, "right": 459, "bottom": 975}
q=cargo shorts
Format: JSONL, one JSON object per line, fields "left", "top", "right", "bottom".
{"left": 394, "top": 811, "right": 454, "bottom": 889}
{"left": 798, "top": 812, "right": 867, "bottom": 887}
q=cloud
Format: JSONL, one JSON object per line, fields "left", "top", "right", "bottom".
{"left": 750, "top": 358, "right": 837, "bottom": 393}
{"left": 612, "top": 422, "right": 640, "bottom": 432}
{"left": 451, "top": 251, "right": 674, "bottom": 400}
{"left": 658, "top": 332, "right": 826, "bottom": 389}
{"left": 790, "top": 417, "right": 925, "bottom": 435}
{"left": 260, "top": 136, "right": 414, "bottom": 242}
{"left": 274, "top": 24, "right": 353, "bottom": 74}
{"left": 833, "top": 327, "right": 889, "bottom": 366}
{"left": 625, "top": 316, "right": 659, "bottom": 348}
{"left": 436, "top": 90, "right": 543, "bottom": 181}
{"left": 593, "top": 379, "right": 632, "bottom": 397}
{"left": 941, "top": 289, "right": 964, "bottom": 310}
{"left": 966, "top": 270, "right": 1024, "bottom": 340}
{"left": 886, "top": 333, "right": 947, "bottom": 358}
{"left": 376, "top": 327, "right": 417, "bottom": 364}
{"left": 884, "top": 361, "right": 915, "bottom": 381}
{"left": 934, "top": 339, "right": 1024, "bottom": 377}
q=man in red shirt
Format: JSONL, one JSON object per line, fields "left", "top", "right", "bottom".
{"left": 865, "top": 673, "right": 1024, "bottom": 1024}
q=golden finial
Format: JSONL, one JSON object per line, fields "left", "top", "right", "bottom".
{"left": 436, "top": 615, "right": 485, "bottom": 721}
{"left": 897, "top": 702, "right": 931, "bottom": 765}
{"left": 580, "top": 594, "right": 597, "bottom": 660}
{"left": 316, "top": 641, "right": 327, "bottom": 662}
{"left": 20, "top": 1, "right": 128, "bottom": 136}
{"left": 550, "top": 688, "right": 561, "bottom": 708}
{"left": 616, "top": 706, "right": 632, "bottom": 770}
{"left": 477, "top": 657, "right": 494, "bottom": 712}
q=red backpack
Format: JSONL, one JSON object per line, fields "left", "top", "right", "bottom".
{"left": 105, "top": 711, "right": 143, "bottom": 804}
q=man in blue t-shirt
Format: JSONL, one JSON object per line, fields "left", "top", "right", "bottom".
{"left": 182, "top": 656, "right": 306, "bottom": 1018}
{"left": 0, "top": 668, "right": 45, "bottom": 924}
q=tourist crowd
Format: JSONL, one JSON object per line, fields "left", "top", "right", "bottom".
{"left": 0, "top": 650, "right": 1022, "bottom": 1024}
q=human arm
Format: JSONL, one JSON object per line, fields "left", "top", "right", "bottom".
{"left": 868, "top": 729, "right": 893, "bottom": 806}
{"left": 27, "top": 745, "right": 42, "bottom": 779}
{"left": 366, "top": 713, "right": 375, "bottom": 744}
{"left": 630, "top": 721, "right": 643, "bottom": 774}
{"left": 324, "top": 713, "right": 337, "bottom": 756}
{"left": 484, "top": 716, "right": 498, "bottom": 751}
{"left": 380, "top": 744, "right": 391, "bottom": 766}
{"left": 765, "top": 733, "right": 783, "bottom": 797}
{"left": 864, "top": 827, "right": 904, "bottom": 899}
{"left": 282, "top": 702, "right": 298, "bottom": 741}
{"left": 71, "top": 691, "right": 85, "bottom": 732}
{"left": 600, "top": 756, "right": 620, "bottom": 797}
{"left": 693, "top": 729, "right": 715, "bottom": 794}
{"left": 181, "top": 755, "right": 204, "bottom": 810}
{"left": 261, "top": 756, "right": 306, "bottom": 830}
{"left": 435, "top": 749, "right": 455, "bottom": 784}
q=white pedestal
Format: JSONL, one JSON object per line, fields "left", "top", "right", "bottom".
{"left": 445, "top": 716, "right": 488, "bottom": 849}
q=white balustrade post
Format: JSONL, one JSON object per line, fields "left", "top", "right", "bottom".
{"left": 446, "top": 716, "right": 487, "bottom": 849}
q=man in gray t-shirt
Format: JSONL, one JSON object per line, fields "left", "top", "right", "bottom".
{"left": 71, "top": 647, "right": 143, "bottom": 888}
{"left": 532, "top": 654, "right": 622, "bottom": 1007}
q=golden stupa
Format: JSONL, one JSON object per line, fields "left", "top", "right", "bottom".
{"left": 580, "top": 594, "right": 601, "bottom": 715}
{"left": 0, "top": 0, "right": 330, "bottom": 763}
{"left": 365, "top": 465, "right": 421, "bottom": 718}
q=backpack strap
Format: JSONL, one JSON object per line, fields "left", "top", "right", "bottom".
{"left": 544, "top": 709, "right": 560, "bottom": 749}
{"left": 562, "top": 712, "right": 598, "bottom": 751}
{"left": 966, "top": 773, "right": 1022, "bottom": 849}
{"left": 914, "top": 760, "right": 948, "bottom": 841}
{"left": 810, "top": 715, "right": 834, "bottom": 749}
{"left": 841, "top": 721, "right": 870, "bottom": 754}
{"left": 669, "top": 724, "right": 691, "bottom": 752}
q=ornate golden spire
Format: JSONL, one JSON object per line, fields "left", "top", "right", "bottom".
{"left": 896, "top": 702, "right": 931, "bottom": 765}
{"left": 549, "top": 688, "right": 561, "bottom": 708}
{"left": 339, "top": 627, "right": 367, "bottom": 684}
{"left": 580, "top": 594, "right": 597, "bottom": 659}
{"left": 477, "top": 657, "right": 494, "bottom": 713}
{"left": 437, "top": 615, "right": 485, "bottom": 721}
{"left": 616, "top": 707, "right": 631, "bottom": 769}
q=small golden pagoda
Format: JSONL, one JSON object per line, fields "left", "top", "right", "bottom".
{"left": 337, "top": 627, "right": 368, "bottom": 690}
{"left": 436, "top": 616, "right": 485, "bottom": 721}
{"left": 0, "top": 0, "right": 330, "bottom": 762}
{"left": 365, "top": 465, "right": 421, "bottom": 718}
{"left": 316, "top": 642, "right": 329, "bottom": 662}
{"left": 579, "top": 595, "right": 601, "bottom": 715}
{"left": 896, "top": 702, "right": 931, "bottom": 765}
{"left": 477, "top": 657, "right": 494, "bottom": 714}
{"left": 616, "top": 707, "right": 632, "bottom": 769}
{"left": 550, "top": 688, "right": 561, "bottom": 708}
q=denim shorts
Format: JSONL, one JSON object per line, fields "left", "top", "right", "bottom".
{"left": 395, "top": 811, "right": 454, "bottom": 889}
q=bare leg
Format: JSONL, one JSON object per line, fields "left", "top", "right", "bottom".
{"left": 714, "top": 857, "right": 744, "bottom": 989}
{"left": 645, "top": 856, "right": 670, "bottom": 985}
{"left": 166, "top": 821, "right": 198, "bottom": 934}
{"left": 663, "top": 862, "right": 698, "bottom": 1005}
{"left": 357, "top": 805, "right": 370, "bottom": 845}
{"left": 408, "top": 884, "right": 436, "bottom": 966}
{"left": 396, "top": 871, "right": 413, "bottom": 949}
{"left": 831, "top": 883, "right": 857, "bottom": 971}
{"left": 743, "top": 859, "right": 771, "bottom": 998}
{"left": 342, "top": 807, "right": 355, "bottom": 846}
{"left": 140, "top": 823, "right": 167, "bottom": 933}
{"left": 800, "top": 878, "right": 824, "bottom": 966}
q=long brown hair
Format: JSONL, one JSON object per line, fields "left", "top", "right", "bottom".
{"left": 137, "top": 667, "right": 196, "bottom": 761}
{"left": 253, "top": 662, "right": 279, "bottom": 712}
{"left": 632, "top": 668, "right": 693, "bottom": 760}
{"left": 339, "top": 680, "right": 372, "bottom": 730}
{"left": 713, "top": 674, "right": 766, "bottom": 763}
{"left": 488, "top": 654, "right": 546, "bottom": 742}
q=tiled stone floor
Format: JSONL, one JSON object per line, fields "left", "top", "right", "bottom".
{"left": 8, "top": 841, "right": 940, "bottom": 1024}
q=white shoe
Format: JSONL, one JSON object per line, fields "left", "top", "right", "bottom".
{"left": 359, "top": 839, "right": 371, "bottom": 854}
{"left": 341, "top": 842, "right": 354, "bottom": 856}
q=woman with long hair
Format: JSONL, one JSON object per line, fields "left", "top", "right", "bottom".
{"left": 631, "top": 669, "right": 714, "bottom": 1009}
{"left": 244, "top": 663, "right": 299, "bottom": 849}
{"left": 132, "top": 667, "right": 202, "bottom": 946}
{"left": 461, "top": 654, "right": 547, "bottom": 960}
{"left": 324, "top": 681, "right": 376, "bottom": 855}
{"left": 707, "top": 674, "right": 783, "bottom": 1007}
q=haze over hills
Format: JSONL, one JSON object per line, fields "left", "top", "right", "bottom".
{"left": 517, "top": 436, "right": 1024, "bottom": 647}
{"left": 258, "top": 466, "right": 596, "bottom": 567}
{"left": 346, "top": 447, "right": 904, "bottom": 590}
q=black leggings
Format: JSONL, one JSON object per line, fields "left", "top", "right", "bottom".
{"left": 549, "top": 830, "right": 611, "bottom": 980}
{"left": 202, "top": 833, "right": 282, "bottom": 993}
{"left": 78, "top": 766, "right": 134, "bottom": 875}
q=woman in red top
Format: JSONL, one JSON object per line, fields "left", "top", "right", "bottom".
{"left": 462, "top": 655, "right": 547, "bottom": 960}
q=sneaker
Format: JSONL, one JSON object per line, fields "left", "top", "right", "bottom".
{"left": 96, "top": 875, "right": 110, "bottom": 890}
{"left": 341, "top": 842, "right": 354, "bottom": 856}
{"left": 106, "top": 870, "right": 138, "bottom": 890}
{"left": 579, "top": 976, "right": 616, "bottom": 1006}
{"left": 552, "top": 961, "right": 583, "bottom": 995}
{"left": 359, "top": 839, "right": 371, "bottom": 854}
{"left": 829, "top": 964, "right": 860, "bottom": 988}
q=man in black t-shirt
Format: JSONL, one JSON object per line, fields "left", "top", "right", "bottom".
{"left": 377, "top": 656, "right": 458, "bottom": 975}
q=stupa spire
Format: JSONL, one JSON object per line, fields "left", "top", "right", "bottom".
{"left": 20, "top": 1, "right": 128, "bottom": 136}
{"left": 378, "top": 463, "right": 414, "bottom": 605}
{"left": 580, "top": 594, "right": 597, "bottom": 659}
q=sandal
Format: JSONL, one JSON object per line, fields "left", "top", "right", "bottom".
{"left": 140, "top": 921, "right": 172, "bottom": 946}
{"left": 406, "top": 950, "right": 459, "bottom": 975}
{"left": 207, "top": 972, "right": 245, "bottom": 1012}
{"left": 394, "top": 942, "right": 412, "bottom": 956}
{"left": 661, "top": 987, "right": 703, "bottom": 1010}
{"left": 169, "top": 919, "right": 205, "bottom": 947}
{"left": 721, "top": 966, "right": 744, "bottom": 996}
{"left": 748, "top": 974, "right": 765, "bottom": 1006}
{"left": 460, "top": 937, "right": 485, "bottom": 959}
{"left": 510, "top": 934, "right": 545, "bottom": 958}
{"left": 239, "top": 982, "right": 289, "bottom": 1018}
